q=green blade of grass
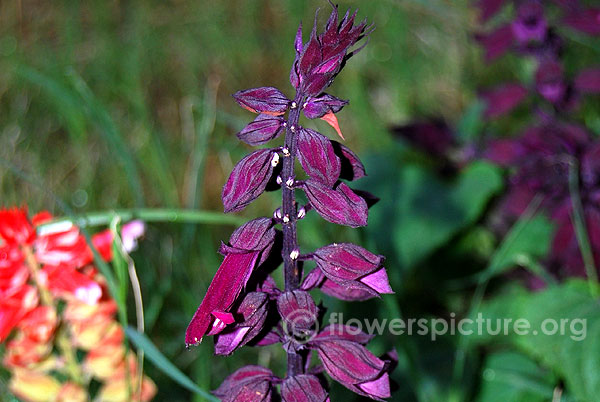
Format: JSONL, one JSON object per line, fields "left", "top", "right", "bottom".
{"left": 125, "top": 327, "right": 218, "bottom": 401}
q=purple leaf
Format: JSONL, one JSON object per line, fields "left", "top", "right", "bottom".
{"left": 233, "top": 87, "right": 290, "bottom": 115}
{"left": 214, "top": 292, "right": 270, "bottom": 355}
{"left": 313, "top": 243, "right": 392, "bottom": 296}
{"left": 226, "top": 217, "right": 276, "bottom": 253}
{"left": 185, "top": 251, "right": 260, "bottom": 346}
{"left": 298, "top": 128, "right": 341, "bottom": 187}
{"left": 302, "top": 180, "right": 368, "bottom": 228}
{"left": 222, "top": 149, "right": 279, "bottom": 213}
{"left": 281, "top": 375, "right": 329, "bottom": 402}
{"left": 237, "top": 114, "right": 285, "bottom": 146}
{"left": 483, "top": 83, "right": 528, "bottom": 119}
{"left": 303, "top": 94, "right": 348, "bottom": 120}
{"left": 213, "top": 365, "right": 274, "bottom": 402}
{"left": 331, "top": 141, "right": 366, "bottom": 181}
{"left": 575, "top": 68, "right": 600, "bottom": 94}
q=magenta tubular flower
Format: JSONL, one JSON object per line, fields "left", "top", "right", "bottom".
{"left": 511, "top": 1, "right": 547, "bottom": 44}
{"left": 186, "top": 5, "right": 393, "bottom": 400}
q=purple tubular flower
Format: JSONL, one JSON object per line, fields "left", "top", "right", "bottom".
{"left": 213, "top": 365, "right": 275, "bottom": 402}
{"left": 277, "top": 290, "right": 318, "bottom": 340}
{"left": 483, "top": 83, "right": 528, "bottom": 119}
{"left": 297, "top": 128, "right": 341, "bottom": 187}
{"left": 302, "top": 180, "right": 368, "bottom": 227}
{"left": 222, "top": 149, "right": 279, "bottom": 213}
{"left": 291, "top": 6, "right": 373, "bottom": 96}
{"left": 313, "top": 243, "right": 392, "bottom": 296}
{"left": 237, "top": 114, "right": 286, "bottom": 146}
{"left": 303, "top": 94, "right": 348, "bottom": 119}
{"left": 575, "top": 68, "right": 600, "bottom": 94}
{"left": 233, "top": 87, "right": 290, "bottom": 115}
{"left": 331, "top": 141, "right": 367, "bottom": 181}
{"left": 185, "top": 218, "right": 276, "bottom": 345}
{"left": 214, "top": 292, "right": 270, "bottom": 355}
{"left": 564, "top": 8, "right": 600, "bottom": 36}
{"left": 312, "top": 339, "right": 391, "bottom": 400}
{"left": 282, "top": 375, "right": 329, "bottom": 402}
{"left": 512, "top": 1, "right": 547, "bottom": 44}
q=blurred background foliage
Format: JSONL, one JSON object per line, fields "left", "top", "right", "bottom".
{"left": 1, "top": 0, "right": 599, "bottom": 401}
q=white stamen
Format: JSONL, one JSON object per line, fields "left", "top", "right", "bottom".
{"left": 282, "top": 147, "right": 290, "bottom": 156}
{"left": 303, "top": 102, "right": 308, "bottom": 108}
{"left": 283, "top": 214, "right": 290, "bottom": 224}
{"left": 276, "top": 176, "right": 283, "bottom": 185}
{"left": 290, "top": 125, "right": 296, "bottom": 132}
{"left": 286, "top": 178, "right": 294, "bottom": 188}
{"left": 271, "top": 153, "right": 280, "bottom": 167}
{"left": 291, "top": 101, "right": 297, "bottom": 109}
{"left": 290, "top": 249, "right": 299, "bottom": 260}
{"left": 273, "top": 208, "right": 282, "bottom": 219}
{"left": 297, "top": 207, "right": 306, "bottom": 219}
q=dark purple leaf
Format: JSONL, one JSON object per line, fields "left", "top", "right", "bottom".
{"left": 222, "top": 149, "right": 279, "bottom": 213}
{"left": 331, "top": 141, "right": 366, "bottom": 181}
{"left": 213, "top": 365, "right": 274, "bottom": 402}
{"left": 302, "top": 180, "right": 368, "bottom": 228}
{"left": 297, "top": 128, "right": 341, "bottom": 186}
{"left": 233, "top": 87, "right": 290, "bottom": 115}
{"left": 281, "top": 375, "right": 329, "bottom": 402}
{"left": 575, "top": 68, "right": 600, "bottom": 93}
{"left": 237, "top": 114, "right": 285, "bottom": 146}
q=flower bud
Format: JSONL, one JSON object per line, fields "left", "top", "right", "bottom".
{"left": 233, "top": 87, "right": 290, "bottom": 115}
{"left": 303, "top": 94, "right": 347, "bottom": 120}
{"left": 213, "top": 365, "right": 274, "bottom": 402}
{"left": 298, "top": 129, "right": 341, "bottom": 187}
{"left": 277, "top": 290, "right": 318, "bottom": 342}
{"left": 222, "top": 149, "right": 279, "bottom": 213}
{"left": 282, "top": 375, "right": 329, "bottom": 402}
{"left": 238, "top": 114, "right": 286, "bottom": 146}
{"left": 302, "top": 180, "right": 368, "bottom": 228}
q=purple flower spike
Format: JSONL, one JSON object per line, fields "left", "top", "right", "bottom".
{"left": 313, "top": 243, "right": 392, "bottom": 296}
{"left": 185, "top": 251, "right": 260, "bottom": 346}
{"left": 277, "top": 290, "right": 318, "bottom": 341}
{"left": 213, "top": 365, "right": 275, "bottom": 402}
{"left": 214, "top": 292, "right": 269, "bottom": 355}
{"left": 297, "top": 128, "right": 341, "bottom": 187}
{"left": 238, "top": 114, "right": 286, "bottom": 146}
{"left": 313, "top": 339, "right": 390, "bottom": 400}
{"left": 292, "top": 6, "right": 372, "bottom": 96}
{"left": 222, "top": 149, "right": 279, "bottom": 213}
{"left": 303, "top": 94, "right": 348, "bottom": 119}
{"left": 331, "top": 141, "right": 367, "bottom": 181}
{"left": 282, "top": 375, "right": 329, "bottom": 402}
{"left": 302, "top": 180, "right": 368, "bottom": 227}
{"left": 233, "top": 87, "right": 290, "bottom": 115}
{"left": 512, "top": 1, "right": 547, "bottom": 44}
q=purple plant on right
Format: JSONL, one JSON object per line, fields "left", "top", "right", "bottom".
{"left": 185, "top": 4, "right": 395, "bottom": 401}
{"left": 476, "top": 0, "right": 600, "bottom": 279}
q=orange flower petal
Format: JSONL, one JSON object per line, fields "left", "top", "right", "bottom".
{"left": 320, "top": 111, "right": 345, "bottom": 140}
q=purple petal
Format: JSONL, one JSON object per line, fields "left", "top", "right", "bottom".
{"left": 475, "top": 24, "right": 514, "bottom": 62}
{"left": 360, "top": 268, "right": 393, "bottom": 295}
{"left": 300, "top": 268, "right": 325, "bottom": 291}
{"left": 233, "top": 87, "right": 290, "bottom": 115}
{"left": 282, "top": 375, "right": 328, "bottom": 402}
{"left": 237, "top": 114, "right": 285, "bottom": 146}
{"left": 185, "top": 251, "right": 260, "bottom": 346}
{"left": 213, "top": 365, "right": 274, "bottom": 402}
{"left": 314, "top": 243, "right": 383, "bottom": 282}
{"left": 358, "top": 373, "right": 391, "bottom": 400}
{"left": 575, "top": 68, "right": 600, "bottom": 93}
{"left": 222, "top": 149, "right": 279, "bottom": 213}
{"left": 303, "top": 94, "right": 348, "bottom": 120}
{"left": 331, "top": 141, "right": 366, "bottom": 181}
{"left": 483, "top": 83, "right": 528, "bottom": 119}
{"left": 564, "top": 8, "right": 600, "bottom": 36}
{"left": 302, "top": 180, "right": 368, "bottom": 228}
{"left": 298, "top": 128, "right": 341, "bottom": 187}
{"left": 277, "top": 290, "right": 318, "bottom": 337}
{"left": 512, "top": 1, "right": 547, "bottom": 44}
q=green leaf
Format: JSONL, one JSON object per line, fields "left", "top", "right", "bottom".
{"left": 394, "top": 161, "right": 503, "bottom": 268}
{"left": 125, "top": 327, "right": 218, "bottom": 401}
{"left": 476, "top": 280, "right": 600, "bottom": 401}
{"left": 475, "top": 351, "right": 557, "bottom": 402}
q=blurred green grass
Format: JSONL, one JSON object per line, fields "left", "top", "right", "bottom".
{"left": 0, "top": 1, "right": 504, "bottom": 401}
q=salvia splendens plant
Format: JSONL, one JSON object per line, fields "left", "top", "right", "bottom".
{"left": 0, "top": 207, "right": 156, "bottom": 401}
{"left": 185, "top": 5, "right": 396, "bottom": 401}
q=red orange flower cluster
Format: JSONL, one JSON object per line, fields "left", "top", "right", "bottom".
{"left": 0, "top": 207, "right": 155, "bottom": 401}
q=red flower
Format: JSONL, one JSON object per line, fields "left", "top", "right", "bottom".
{"left": 0, "top": 208, "right": 35, "bottom": 246}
